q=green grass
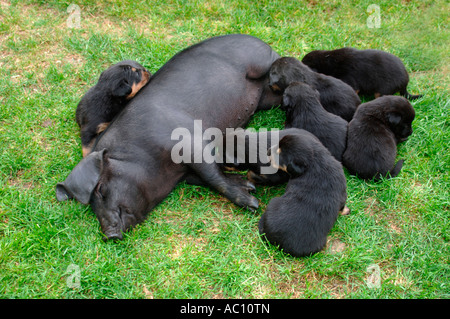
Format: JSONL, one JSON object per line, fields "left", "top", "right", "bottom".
{"left": 0, "top": 0, "right": 448, "bottom": 299}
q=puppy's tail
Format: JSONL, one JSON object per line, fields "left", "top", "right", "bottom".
{"left": 403, "top": 91, "right": 423, "bottom": 100}
{"left": 388, "top": 159, "right": 405, "bottom": 178}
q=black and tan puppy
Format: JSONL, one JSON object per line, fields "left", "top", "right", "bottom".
{"left": 269, "top": 56, "right": 360, "bottom": 121}
{"left": 258, "top": 131, "right": 348, "bottom": 257}
{"left": 342, "top": 96, "right": 415, "bottom": 180}
{"left": 282, "top": 82, "right": 348, "bottom": 162}
{"left": 76, "top": 60, "right": 151, "bottom": 157}
{"left": 302, "top": 48, "right": 422, "bottom": 100}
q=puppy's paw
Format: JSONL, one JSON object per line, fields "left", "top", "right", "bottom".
{"left": 247, "top": 171, "right": 266, "bottom": 184}
{"left": 339, "top": 206, "right": 351, "bottom": 216}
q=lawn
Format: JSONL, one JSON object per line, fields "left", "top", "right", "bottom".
{"left": 0, "top": 0, "right": 448, "bottom": 299}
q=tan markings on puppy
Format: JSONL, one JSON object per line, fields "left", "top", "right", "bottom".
{"left": 82, "top": 146, "right": 89, "bottom": 158}
{"left": 355, "top": 89, "right": 360, "bottom": 94}
{"left": 83, "top": 139, "right": 96, "bottom": 157}
{"left": 270, "top": 83, "right": 282, "bottom": 93}
{"left": 374, "top": 92, "right": 381, "bottom": 98}
{"left": 96, "top": 122, "right": 110, "bottom": 134}
{"left": 223, "top": 165, "right": 240, "bottom": 172}
{"left": 127, "top": 70, "right": 151, "bottom": 99}
{"left": 339, "top": 206, "right": 351, "bottom": 215}
{"left": 247, "top": 170, "right": 267, "bottom": 183}
{"left": 82, "top": 145, "right": 92, "bottom": 158}
{"left": 131, "top": 67, "right": 137, "bottom": 72}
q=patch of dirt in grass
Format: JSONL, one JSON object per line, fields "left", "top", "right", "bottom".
{"left": 41, "top": 119, "right": 53, "bottom": 128}
{"left": 168, "top": 233, "right": 208, "bottom": 261}
{"left": 389, "top": 223, "right": 402, "bottom": 234}
{"left": 142, "top": 284, "right": 154, "bottom": 299}
{"left": 81, "top": 16, "right": 127, "bottom": 38}
{"left": 272, "top": 266, "right": 357, "bottom": 298}
{"left": 210, "top": 291, "right": 225, "bottom": 299}
{"left": 327, "top": 238, "right": 346, "bottom": 254}
{"left": 381, "top": 265, "right": 416, "bottom": 291}
{"left": 0, "top": 209, "right": 9, "bottom": 225}
{"left": 363, "top": 196, "right": 405, "bottom": 235}
{"left": 364, "top": 196, "right": 382, "bottom": 216}
{"left": 1, "top": 3, "right": 87, "bottom": 94}
{"left": 8, "top": 169, "right": 33, "bottom": 190}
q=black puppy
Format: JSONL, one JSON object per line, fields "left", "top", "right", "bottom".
{"left": 269, "top": 56, "right": 360, "bottom": 121}
{"left": 282, "top": 82, "right": 348, "bottom": 162}
{"left": 76, "top": 60, "right": 151, "bottom": 157}
{"left": 342, "top": 96, "right": 415, "bottom": 180}
{"left": 259, "top": 131, "right": 348, "bottom": 257}
{"left": 302, "top": 48, "right": 422, "bottom": 100}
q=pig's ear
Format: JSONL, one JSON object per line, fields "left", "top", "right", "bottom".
{"left": 56, "top": 149, "right": 107, "bottom": 204}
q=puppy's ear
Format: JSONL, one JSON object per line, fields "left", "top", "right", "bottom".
{"left": 56, "top": 149, "right": 107, "bottom": 204}
{"left": 387, "top": 112, "right": 402, "bottom": 126}
{"left": 112, "top": 79, "right": 132, "bottom": 98}
{"left": 286, "top": 161, "right": 306, "bottom": 177}
{"left": 278, "top": 136, "right": 308, "bottom": 178}
{"left": 282, "top": 93, "right": 292, "bottom": 108}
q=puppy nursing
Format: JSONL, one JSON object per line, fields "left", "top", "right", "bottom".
{"left": 70, "top": 45, "right": 418, "bottom": 257}
{"left": 254, "top": 53, "right": 417, "bottom": 256}
{"left": 220, "top": 128, "right": 347, "bottom": 257}
{"left": 259, "top": 131, "right": 348, "bottom": 257}
{"left": 343, "top": 96, "right": 415, "bottom": 180}
{"left": 269, "top": 56, "right": 361, "bottom": 121}
{"left": 76, "top": 60, "right": 151, "bottom": 157}
{"left": 282, "top": 82, "right": 348, "bottom": 162}
{"left": 220, "top": 128, "right": 298, "bottom": 186}
{"left": 219, "top": 55, "right": 417, "bottom": 257}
